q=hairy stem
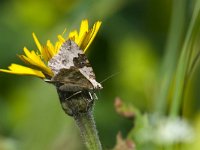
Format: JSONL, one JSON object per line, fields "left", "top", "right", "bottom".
{"left": 56, "top": 88, "right": 102, "bottom": 150}
{"left": 74, "top": 111, "right": 102, "bottom": 150}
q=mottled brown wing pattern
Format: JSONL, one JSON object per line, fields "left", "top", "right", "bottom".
{"left": 53, "top": 68, "right": 94, "bottom": 91}
{"left": 48, "top": 40, "right": 102, "bottom": 91}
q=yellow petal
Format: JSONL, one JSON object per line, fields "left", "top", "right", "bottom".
{"left": 79, "top": 19, "right": 89, "bottom": 38}
{"left": 23, "top": 55, "right": 52, "bottom": 76}
{"left": 23, "top": 47, "right": 46, "bottom": 67}
{"left": 32, "top": 33, "right": 42, "bottom": 53}
{"left": 18, "top": 47, "right": 53, "bottom": 76}
{"left": 57, "top": 35, "right": 65, "bottom": 43}
{"left": 54, "top": 41, "right": 63, "bottom": 53}
{"left": 69, "top": 30, "right": 79, "bottom": 44}
{"left": 43, "top": 46, "right": 53, "bottom": 61}
{"left": 78, "top": 32, "right": 87, "bottom": 48}
{"left": 0, "top": 64, "right": 45, "bottom": 78}
{"left": 32, "top": 33, "right": 50, "bottom": 62}
{"left": 84, "top": 21, "right": 101, "bottom": 51}
{"left": 77, "top": 20, "right": 89, "bottom": 47}
{"left": 46, "top": 40, "right": 57, "bottom": 57}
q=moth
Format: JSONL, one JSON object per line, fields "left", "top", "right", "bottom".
{"left": 48, "top": 40, "right": 102, "bottom": 101}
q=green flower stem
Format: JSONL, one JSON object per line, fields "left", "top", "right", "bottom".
{"left": 74, "top": 111, "right": 102, "bottom": 150}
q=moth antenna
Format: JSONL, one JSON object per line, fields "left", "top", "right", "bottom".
{"left": 100, "top": 72, "right": 120, "bottom": 84}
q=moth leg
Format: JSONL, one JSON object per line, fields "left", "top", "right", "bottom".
{"left": 87, "top": 92, "right": 98, "bottom": 102}
{"left": 93, "top": 93, "right": 98, "bottom": 100}
{"left": 65, "top": 91, "right": 82, "bottom": 100}
{"left": 88, "top": 92, "right": 93, "bottom": 100}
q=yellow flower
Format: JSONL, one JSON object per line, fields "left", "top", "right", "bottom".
{"left": 0, "top": 19, "right": 101, "bottom": 79}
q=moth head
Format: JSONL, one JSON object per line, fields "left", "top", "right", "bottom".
{"left": 95, "top": 82, "right": 103, "bottom": 90}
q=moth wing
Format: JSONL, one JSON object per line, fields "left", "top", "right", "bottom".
{"left": 67, "top": 41, "right": 102, "bottom": 89}
{"left": 48, "top": 40, "right": 83, "bottom": 75}
{"left": 52, "top": 67, "right": 94, "bottom": 91}
{"left": 48, "top": 39, "right": 102, "bottom": 90}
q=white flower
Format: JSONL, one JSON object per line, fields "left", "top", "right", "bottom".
{"left": 154, "top": 118, "right": 194, "bottom": 145}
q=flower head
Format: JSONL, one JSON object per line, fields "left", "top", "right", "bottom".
{"left": 0, "top": 19, "right": 101, "bottom": 79}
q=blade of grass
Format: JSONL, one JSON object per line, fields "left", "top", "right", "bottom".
{"left": 169, "top": 0, "right": 200, "bottom": 118}
{"left": 155, "top": 0, "right": 186, "bottom": 116}
{"left": 187, "top": 51, "right": 200, "bottom": 78}
{"left": 187, "top": 26, "right": 200, "bottom": 78}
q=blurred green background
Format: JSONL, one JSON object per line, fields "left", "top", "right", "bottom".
{"left": 0, "top": 0, "right": 200, "bottom": 150}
